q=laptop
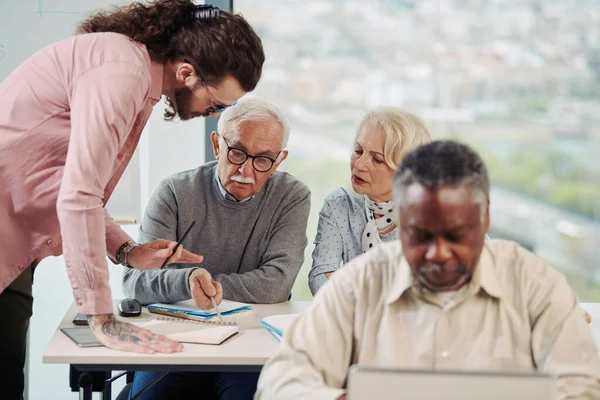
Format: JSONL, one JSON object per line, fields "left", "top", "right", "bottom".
{"left": 347, "top": 365, "right": 556, "bottom": 400}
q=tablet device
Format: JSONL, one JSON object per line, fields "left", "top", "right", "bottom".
{"left": 347, "top": 366, "right": 556, "bottom": 400}
{"left": 60, "top": 326, "right": 103, "bottom": 348}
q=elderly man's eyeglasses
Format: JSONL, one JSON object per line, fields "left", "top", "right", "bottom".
{"left": 221, "top": 136, "right": 281, "bottom": 172}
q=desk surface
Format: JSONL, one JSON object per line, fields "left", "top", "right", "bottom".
{"left": 45, "top": 301, "right": 600, "bottom": 369}
{"left": 43, "top": 300, "right": 310, "bottom": 368}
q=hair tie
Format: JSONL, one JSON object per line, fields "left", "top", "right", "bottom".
{"left": 190, "top": 4, "right": 220, "bottom": 21}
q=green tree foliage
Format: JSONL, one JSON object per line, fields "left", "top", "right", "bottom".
{"left": 476, "top": 148, "right": 599, "bottom": 220}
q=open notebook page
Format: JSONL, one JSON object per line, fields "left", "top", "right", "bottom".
{"left": 138, "top": 318, "right": 238, "bottom": 345}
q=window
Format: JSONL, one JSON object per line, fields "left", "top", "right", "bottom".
{"left": 236, "top": 0, "right": 600, "bottom": 301}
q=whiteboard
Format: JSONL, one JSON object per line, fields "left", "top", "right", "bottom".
{"left": 0, "top": 0, "right": 142, "bottom": 222}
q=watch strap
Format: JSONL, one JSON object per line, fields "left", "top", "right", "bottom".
{"left": 116, "top": 240, "right": 139, "bottom": 268}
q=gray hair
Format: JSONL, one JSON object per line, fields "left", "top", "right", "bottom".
{"left": 393, "top": 140, "right": 490, "bottom": 208}
{"left": 216, "top": 96, "right": 290, "bottom": 147}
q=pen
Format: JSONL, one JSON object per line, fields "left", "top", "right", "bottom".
{"left": 210, "top": 296, "right": 223, "bottom": 322}
{"left": 160, "top": 220, "right": 196, "bottom": 269}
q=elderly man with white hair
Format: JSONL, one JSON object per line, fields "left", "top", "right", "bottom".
{"left": 122, "top": 97, "right": 311, "bottom": 400}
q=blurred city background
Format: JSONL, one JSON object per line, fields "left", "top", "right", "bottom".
{"left": 236, "top": 0, "right": 600, "bottom": 301}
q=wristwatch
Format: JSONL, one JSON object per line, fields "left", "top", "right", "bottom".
{"left": 116, "top": 240, "right": 140, "bottom": 268}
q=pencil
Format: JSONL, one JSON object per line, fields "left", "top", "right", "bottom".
{"left": 160, "top": 220, "right": 196, "bottom": 269}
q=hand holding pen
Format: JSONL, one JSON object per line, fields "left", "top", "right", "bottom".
{"left": 189, "top": 268, "right": 223, "bottom": 312}
{"left": 125, "top": 231, "right": 203, "bottom": 271}
{"left": 146, "top": 219, "right": 222, "bottom": 316}
{"left": 159, "top": 221, "right": 197, "bottom": 269}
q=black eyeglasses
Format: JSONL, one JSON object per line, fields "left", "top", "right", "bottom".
{"left": 203, "top": 84, "right": 237, "bottom": 113}
{"left": 183, "top": 59, "right": 237, "bottom": 114}
{"left": 205, "top": 97, "right": 237, "bottom": 113}
{"left": 221, "top": 136, "right": 281, "bottom": 172}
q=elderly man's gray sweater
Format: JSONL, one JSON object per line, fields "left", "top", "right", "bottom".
{"left": 122, "top": 161, "right": 311, "bottom": 305}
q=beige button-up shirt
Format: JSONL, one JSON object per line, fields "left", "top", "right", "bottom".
{"left": 0, "top": 32, "right": 163, "bottom": 314}
{"left": 255, "top": 239, "right": 600, "bottom": 400}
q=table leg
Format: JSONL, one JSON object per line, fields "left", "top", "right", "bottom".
{"left": 102, "top": 380, "right": 112, "bottom": 400}
{"left": 78, "top": 372, "right": 93, "bottom": 400}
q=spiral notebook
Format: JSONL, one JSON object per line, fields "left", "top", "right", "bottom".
{"left": 147, "top": 299, "right": 254, "bottom": 322}
{"left": 139, "top": 316, "right": 238, "bottom": 345}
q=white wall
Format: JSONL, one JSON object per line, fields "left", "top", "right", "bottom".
{"left": 106, "top": 98, "right": 207, "bottom": 222}
{"left": 139, "top": 99, "right": 207, "bottom": 217}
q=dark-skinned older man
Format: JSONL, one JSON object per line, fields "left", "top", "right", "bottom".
{"left": 255, "top": 140, "right": 600, "bottom": 400}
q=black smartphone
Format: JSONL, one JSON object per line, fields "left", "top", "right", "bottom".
{"left": 72, "top": 313, "right": 89, "bottom": 326}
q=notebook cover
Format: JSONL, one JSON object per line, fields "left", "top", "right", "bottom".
{"left": 147, "top": 299, "right": 254, "bottom": 321}
{"left": 260, "top": 314, "right": 299, "bottom": 337}
{"left": 261, "top": 320, "right": 284, "bottom": 336}
{"left": 263, "top": 325, "right": 283, "bottom": 342}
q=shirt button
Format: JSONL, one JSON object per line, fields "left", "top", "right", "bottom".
{"left": 19, "top": 264, "right": 25, "bottom": 271}
{"left": 441, "top": 350, "right": 450, "bottom": 359}
{"left": 47, "top": 239, "right": 53, "bottom": 245}
{"left": 117, "top": 153, "right": 124, "bottom": 160}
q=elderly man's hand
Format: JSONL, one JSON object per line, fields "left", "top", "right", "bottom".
{"left": 188, "top": 268, "right": 223, "bottom": 310}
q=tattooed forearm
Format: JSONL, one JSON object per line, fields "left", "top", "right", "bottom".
{"left": 88, "top": 313, "right": 150, "bottom": 344}
{"left": 87, "top": 313, "right": 113, "bottom": 329}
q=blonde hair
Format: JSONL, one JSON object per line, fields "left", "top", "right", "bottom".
{"left": 353, "top": 107, "right": 433, "bottom": 170}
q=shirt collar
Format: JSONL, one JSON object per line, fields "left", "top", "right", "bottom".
{"left": 213, "top": 168, "right": 254, "bottom": 202}
{"left": 384, "top": 243, "right": 503, "bottom": 305}
{"left": 385, "top": 256, "right": 414, "bottom": 304}
{"left": 469, "top": 243, "right": 503, "bottom": 299}
{"left": 149, "top": 61, "right": 163, "bottom": 105}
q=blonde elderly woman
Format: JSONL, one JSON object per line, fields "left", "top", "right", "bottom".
{"left": 309, "top": 107, "right": 432, "bottom": 295}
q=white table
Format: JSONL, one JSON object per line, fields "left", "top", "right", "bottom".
{"left": 45, "top": 301, "right": 600, "bottom": 399}
{"left": 43, "top": 300, "right": 310, "bottom": 399}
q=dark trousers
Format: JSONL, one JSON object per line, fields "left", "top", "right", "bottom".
{"left": 129, "top": 371, "right": 260, "bottom": 400}
{"left": 0, "top": 266, "right": 33, "bottom": 400}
